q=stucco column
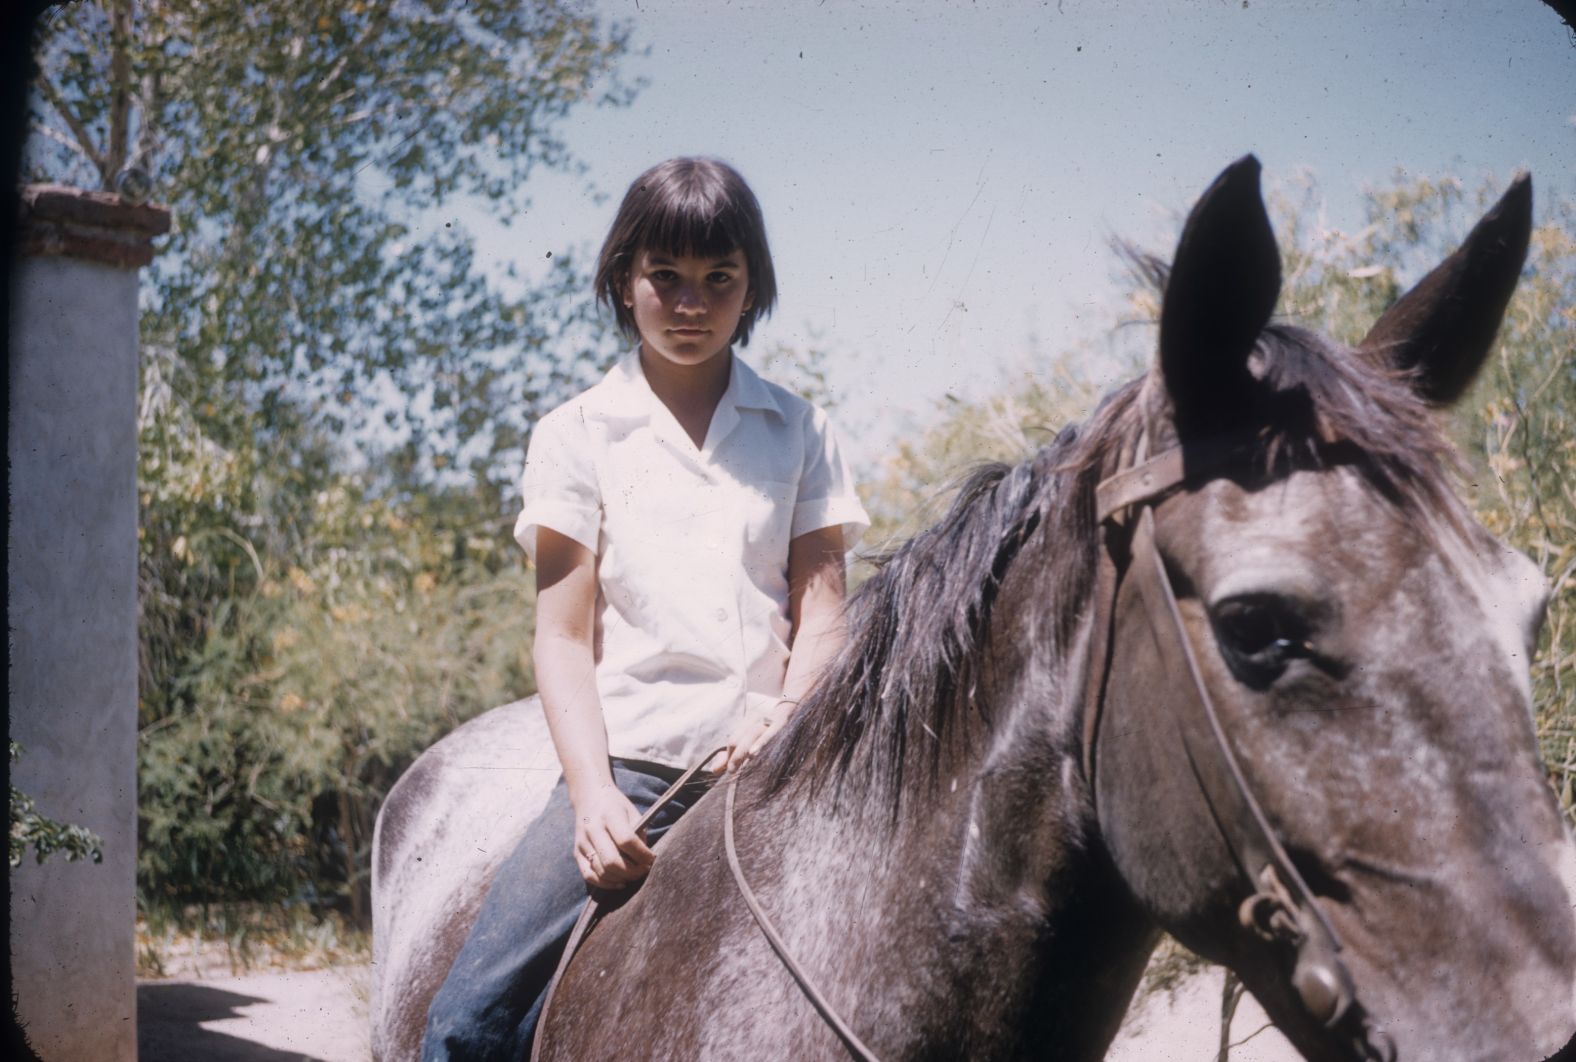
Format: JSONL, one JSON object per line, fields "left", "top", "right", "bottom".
{"left": 9, "top": 184, "right": 169, "bottom": 1062}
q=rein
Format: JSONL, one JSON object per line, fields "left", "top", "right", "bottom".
{"left": 723, "top": 776, "right": 883, "bottom": 1062}
{"left": 531, "top": 747, "right": 728, "bottom": 1061}
{"left": 1086, "top": 439, "right": 1395, "bottom": 1062}
{"left": 533, "top": 745, "right": 883, "bottom": 1061}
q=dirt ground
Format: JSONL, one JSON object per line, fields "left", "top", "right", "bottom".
{"left": 137, "top": 951, "right": 1296, "bottom": 1062}
{"left": 139, "top": 965, "right": 371, "bottom": 1062}
{"left": 137, "top": 932, "right": 371, "bottom": 1062}
{"left": 1109, "top": 966, "right": 1299, "bottom": 1061}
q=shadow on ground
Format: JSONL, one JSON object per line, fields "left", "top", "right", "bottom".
{"left": 139, "top": 983, "right": 328, "bottom": 1062}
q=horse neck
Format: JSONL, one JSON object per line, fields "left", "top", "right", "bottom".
{"left": 746, "top": 562, "right": 1158, "bottom": 1057}
{"left": 939, "top": 563, "right": 1159, "bottom": 1055}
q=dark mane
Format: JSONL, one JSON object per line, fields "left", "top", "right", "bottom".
{"left": 759, "top": 386, "right": 1139, "bottom": 804}
{"left": 760, "top": 325, "right": 1460, "bottom": 806}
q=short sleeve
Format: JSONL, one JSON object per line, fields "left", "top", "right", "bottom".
{"left": 513, "top": 403, "right": 601, "bottom": 563}
{"left": 791, "top": 407, "right": 870, "bottom": 551}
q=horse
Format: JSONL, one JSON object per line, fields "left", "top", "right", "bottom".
{"left": 371, "top": 156, "right": 1576, "bottom": 1060}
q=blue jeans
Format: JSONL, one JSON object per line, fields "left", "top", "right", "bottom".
{"left": 422, "top": 759, "right": 700, "bottom": 1061}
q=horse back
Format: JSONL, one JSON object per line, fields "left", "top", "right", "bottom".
{"left": 370, "top": 696, "right": 559, "bottom": 1061}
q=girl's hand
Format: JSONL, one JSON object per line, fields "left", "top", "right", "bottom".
{"left": 569, "top": 785, "right": 655, "bottom": 890}
{"left": 722, "top": 701, "right": 793, "bottom": 772}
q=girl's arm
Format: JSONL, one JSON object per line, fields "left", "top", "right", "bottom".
{"left": 534, "top": 526, "right": 654, "bottom": 888}
{"left": 723, "top": 524, "right": 848, "bottom": 771}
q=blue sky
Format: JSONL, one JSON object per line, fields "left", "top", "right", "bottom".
{"left": 470, "top": 0, "right": 1575, "bottom": 464}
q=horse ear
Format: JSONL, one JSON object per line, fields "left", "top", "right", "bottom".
{"left": 1359, "top": 174, "right": 1532, "bottom": 406}
{"left": 1159, "top": 155, "right": 1282, "bottom": 436}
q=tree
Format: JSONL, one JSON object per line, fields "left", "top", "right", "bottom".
{"left": 25, "top": 0, "right": 635, "bottom": 922}
{"left": 28, "top": 0, "right": 629, "bottom": 474}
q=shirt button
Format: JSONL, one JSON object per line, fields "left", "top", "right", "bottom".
{"left": 714, "top": 608, "right": 728, "bottom": 622}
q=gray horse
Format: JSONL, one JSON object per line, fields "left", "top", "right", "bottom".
{"left": 374, "top": 157, "right": 1576, "bottom": 1060}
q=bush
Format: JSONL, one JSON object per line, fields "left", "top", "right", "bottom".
{"left": 138, "top": 465, "right": 537, "bottom": 923}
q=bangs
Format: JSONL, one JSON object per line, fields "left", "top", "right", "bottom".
{"left": 632, "top": 185, "right": 752, "bottom": 261}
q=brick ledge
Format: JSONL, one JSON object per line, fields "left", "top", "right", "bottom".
{"left": 19, "top": 183, "right": 172, "bottom": 269}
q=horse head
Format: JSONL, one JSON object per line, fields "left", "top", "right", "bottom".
{"left": 1093, "top": 157, "right": 1576, "bottom": 1060}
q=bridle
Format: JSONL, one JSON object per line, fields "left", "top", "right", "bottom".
{"left": 536, "top": 435, "right": 1397, "bottom": 1062}
{"left": 1084, "top": 435, "right": 1395, "bottom": 1062}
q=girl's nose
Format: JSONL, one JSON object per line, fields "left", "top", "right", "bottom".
{"left": 674, "top": 285, "right": 706, "bottom": 314}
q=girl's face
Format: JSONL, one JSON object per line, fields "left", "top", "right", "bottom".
{"left": 623, "top": 248, "right": 753, "bottom": 369}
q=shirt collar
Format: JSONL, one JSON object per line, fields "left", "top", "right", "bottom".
{"left": 725, "top": 352, "right": 785, "bottom": 419}
{"left": 582, "top": 348, "right": 784, "bottom": 423}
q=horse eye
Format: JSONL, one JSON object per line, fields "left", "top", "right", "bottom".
{"left": 1215, "top": 600, "right": 1285, "bottom": 654}
{"left": 1210, "top": 596, "right": 1308, "bottom": 685}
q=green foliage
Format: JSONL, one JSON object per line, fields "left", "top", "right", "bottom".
{"left": 136, "top": 475, "right": 537, "bottom": 916}
{"left": 137, "top": 903, "right": 369, "bottom": 978}
{"left": 1490, "top": 207, "right": 1576, "bottom": 815}
{"left": 9, "top": 744, "right": 104, "bottom": 869}
{"left": 26, "top": 0, "right": 632, "bottom": 924}
{"left": 28, "top": 0, "right": 631, "bottom": 475}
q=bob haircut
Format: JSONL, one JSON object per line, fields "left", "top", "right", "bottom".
{"left": 595, "top": 157, "right": 777, "bottom": 347}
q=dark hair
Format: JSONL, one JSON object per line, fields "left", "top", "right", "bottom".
{"left": 594, "top": 157, "right": 777, "bottom": 346}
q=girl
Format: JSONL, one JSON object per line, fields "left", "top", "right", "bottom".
{"left": 422, "top": 157, "right": 868, "bottom": 1060}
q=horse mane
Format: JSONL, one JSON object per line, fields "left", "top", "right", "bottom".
{"left": 758, "top": 387, "right": 1138, "bottom": 806}
{"left": 760, "top": 323, "right": 1461, "bottom": 808}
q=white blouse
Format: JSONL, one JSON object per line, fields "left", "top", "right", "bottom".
{"left": 514, "top": 350, "right": 869, "bottom": 769}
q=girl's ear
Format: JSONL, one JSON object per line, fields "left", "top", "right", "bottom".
{"left": 743, "top": 289, "right": 755, "bottom": 312}
{"left": 621, "top": 274, "right": 634, "bottom": 309}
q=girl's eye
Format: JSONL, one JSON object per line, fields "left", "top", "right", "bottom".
{"left": 1209, "top": 594, "right": 1312, "bottom": 688}
{"left": 651, "top": 270, "right": 677, "bottom": 282}
{"left": 708, "top": 272, "right": 735, "bottom": 285}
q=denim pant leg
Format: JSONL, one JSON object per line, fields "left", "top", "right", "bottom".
{"left": 421, "top": 759, "right": 699, "bottom": 1061}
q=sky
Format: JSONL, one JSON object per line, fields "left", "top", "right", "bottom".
{"left": 467, "top": 0, "right": 1576, "bottom": 466}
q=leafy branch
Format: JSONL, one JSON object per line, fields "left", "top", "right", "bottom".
{"left": 9, "top": 744, "right": 104, "bottom": 869}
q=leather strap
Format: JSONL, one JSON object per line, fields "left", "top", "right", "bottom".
{"left": 724, "top": 777, "right": 883, "bottom": 1061}
{"left": 1095, "top": 433, "right": 1265, "bottom": 525}
{"left": 1127, "top": 508, "right": 1352, "bottom": 992}
{"left": 1095, "top": 445, "right": 1187, "bottom": 523}
{"left": 531, "top": 751, "right": 882, "bottom": 1061}
{"left": 1078, "top": 522, "right": 1121, "bottom": 792}
{"left": 531, "top": 747, "right": 728, "bottom": 1059}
